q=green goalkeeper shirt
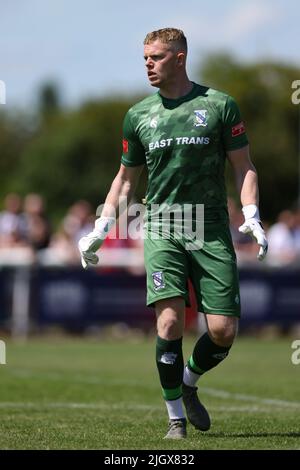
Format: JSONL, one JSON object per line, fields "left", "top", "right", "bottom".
{"left": 121, "top": 82, "right": 248, "bottom": 224}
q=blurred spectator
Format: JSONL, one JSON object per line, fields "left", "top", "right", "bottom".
{"left": 99, "top": 205, "right": 145, "bottom": 275}
{"left": 23, "top": 193, "right": 51, "bottom": 250}
{"left": 267, "top": 210, "right": 297, "bottom": 264}
{"left": 292, "top": 207, "right": 300, "bottom": 255}
{"left": 41, "top": 226, "right": 80, "bottom": 265}
{"left": 0, "top": 193, "right": 27, "bottom": 247}
{"left": 227, "top": 197, "right": 257, "bottom": 261}
{"left": 63, "top": 200, "right": 94, "bottom": 245}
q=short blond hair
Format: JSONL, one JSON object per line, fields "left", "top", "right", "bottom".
{"left": 144, "top": 28, "right": 187, "bottom": 52}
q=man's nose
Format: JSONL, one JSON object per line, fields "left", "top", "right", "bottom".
{"left": 145, "top": 57, "right": 153, "bottom": 67}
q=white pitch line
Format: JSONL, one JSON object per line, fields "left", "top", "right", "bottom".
{"left": 7, "top": 369, "right": 300, "bottom": 410}
{"left": 201, "top": 387, "right": 300, "bottom": 409}
{"left": 0, "top": 402, "right": 292, "bottom": 413}
{"left": 0, "top": 402, "right": 161, "bottom": 411}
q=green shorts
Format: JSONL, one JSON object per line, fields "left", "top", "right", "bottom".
{"left": 144, "top": 224, "right": 241, "bottom": 317}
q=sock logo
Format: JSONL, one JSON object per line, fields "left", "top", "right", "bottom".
{"left": 160, "top": 352, "right": 177, "bottom": 365}
{"left": 212, "top": 352, "right": 228, "bottom": 360}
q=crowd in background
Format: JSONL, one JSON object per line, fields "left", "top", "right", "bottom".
{"left": 0, "top": 193, "right": 143, "bottom": 270}
{"left": 227, "top": 197, "right": 300, "bottom": 266}
{"left": 1, "top": 192, "right": 300, "bottom": 269}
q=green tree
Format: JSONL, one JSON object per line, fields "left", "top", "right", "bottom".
{"left": 0, "top": 111, "right": 33, "bottom": 204}
{"left": 198, "top": 54, "right": 300, "bottom": 221}
{"left": 2, "top": 58, "right": 299, "bottom": 225}
{"left": 38, "top": 82, "right": 62, "bottom": 118}
{"left": 14, "top": 98, "right": 146, "bottom": 220}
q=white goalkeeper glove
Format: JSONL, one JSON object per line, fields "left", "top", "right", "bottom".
{"left": 78, "top": 216, "right": 115, "bottom": 269}
{"left": 238, "top": 204, "right": 268, "bottom": 261}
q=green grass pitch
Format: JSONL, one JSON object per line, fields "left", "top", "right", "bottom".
{"left": 0, "top": 335, "right": 299, "bottom": 450}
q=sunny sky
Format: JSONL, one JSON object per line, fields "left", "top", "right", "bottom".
{"left": 1, "top": 0, "right": 299, "bottom": 109}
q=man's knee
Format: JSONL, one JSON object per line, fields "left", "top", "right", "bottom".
{"left": 206, "top": 315, "right": 238, "bottom": 347}
{"left": 156, "top": 297, "right": 185, "bottom": 340}
{"left": 157, "top": 315, "right": 181, "bottom": 339}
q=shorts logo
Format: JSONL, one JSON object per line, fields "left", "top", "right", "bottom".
{"left": 194, "top": 109, "right": 208, "bottom": 127}
{"left": 160, "top": 352, "right": 177, "bottom": 365}
{"left": 152, "top": 271, "right": 165, "bottom": 290}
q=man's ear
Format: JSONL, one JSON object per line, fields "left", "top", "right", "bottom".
{"left": 177, "top": 52, "right": 185, "bottom": 67}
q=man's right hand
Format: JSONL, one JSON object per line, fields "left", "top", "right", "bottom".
{"left": 238, "top": 204, "right": 268, "bottom": 261}
{"left": 78, "top": 217, "right": 115, "bottom": 269}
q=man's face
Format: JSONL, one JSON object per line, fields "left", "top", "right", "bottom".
{"left": 144, "top": 40, "right": 181, "bottom": 88}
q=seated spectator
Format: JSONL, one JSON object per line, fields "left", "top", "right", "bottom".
{"left": 23, "top": 193, "right": 51, "bottom": 250}
{"left": 41, "top": 226, "right": 80, "bottom": 266}
{"left": 0, "top": 193, "right": 27, "bottom": 247}
{"left": 227, "top": 197, "right": 257, "bottom": 261}
{"left": 267, "top": 210, "right": 297, "bottom": 264}
{"left": 292, "top": 207, "right": 300, "bottom": 256}
{"left": 99, "top": 207, "right": 144, "bottom": 275}
{"left": 63, "top": 200, "right": 94, "bottom": 245}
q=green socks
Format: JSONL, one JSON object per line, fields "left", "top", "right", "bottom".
{"left": 156, "top": 336, "right": 184, "bottom": 401}
{"left": 187, "top": 332, "right": 232, "bottom": 376}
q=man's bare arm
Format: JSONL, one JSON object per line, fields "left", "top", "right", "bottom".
{"left": 227, "top": 145, "right": 268, "bottom": 261}
{"left": 101, "top": 163, "right": 144, "bottom": 219}
{"left": 227, "top": 144, "right": 258, "bottom": 207}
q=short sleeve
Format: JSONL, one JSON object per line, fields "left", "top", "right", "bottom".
{"left": 222, "top": 96, "right": 249, "bottom": 151}
{"left": 121, "top": 111, "right": 146, "bottom": 167}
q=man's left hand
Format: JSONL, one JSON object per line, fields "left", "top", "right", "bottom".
{"left": 239, "top": 217, "right": 268, "bottom": 261}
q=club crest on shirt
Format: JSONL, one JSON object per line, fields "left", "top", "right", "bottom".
{"left": 150, "top": 116, "right": 159, "bottom": 128}
{"left": 152, "top": 271, "right": 165, "bottom": 290}
{"left": 194, "top": 109, "right": 208, "bottom": 127}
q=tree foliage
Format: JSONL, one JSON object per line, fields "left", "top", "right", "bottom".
{"left": 199, "top": 54, "right": 300, "bottom": 219}
{"left": 10, "top": 98, "right": 143, "bottom": 219}
{"left": 0, "top": 54, "right": 299, "bottom": 223}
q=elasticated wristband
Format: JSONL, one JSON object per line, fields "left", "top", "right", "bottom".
{"left": 242, "top": 204, "right": 260, "bottom": 220}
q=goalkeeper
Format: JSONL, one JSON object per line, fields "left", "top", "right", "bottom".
{"left": 78, "top": 28, "right": 268, "bottom": 439}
